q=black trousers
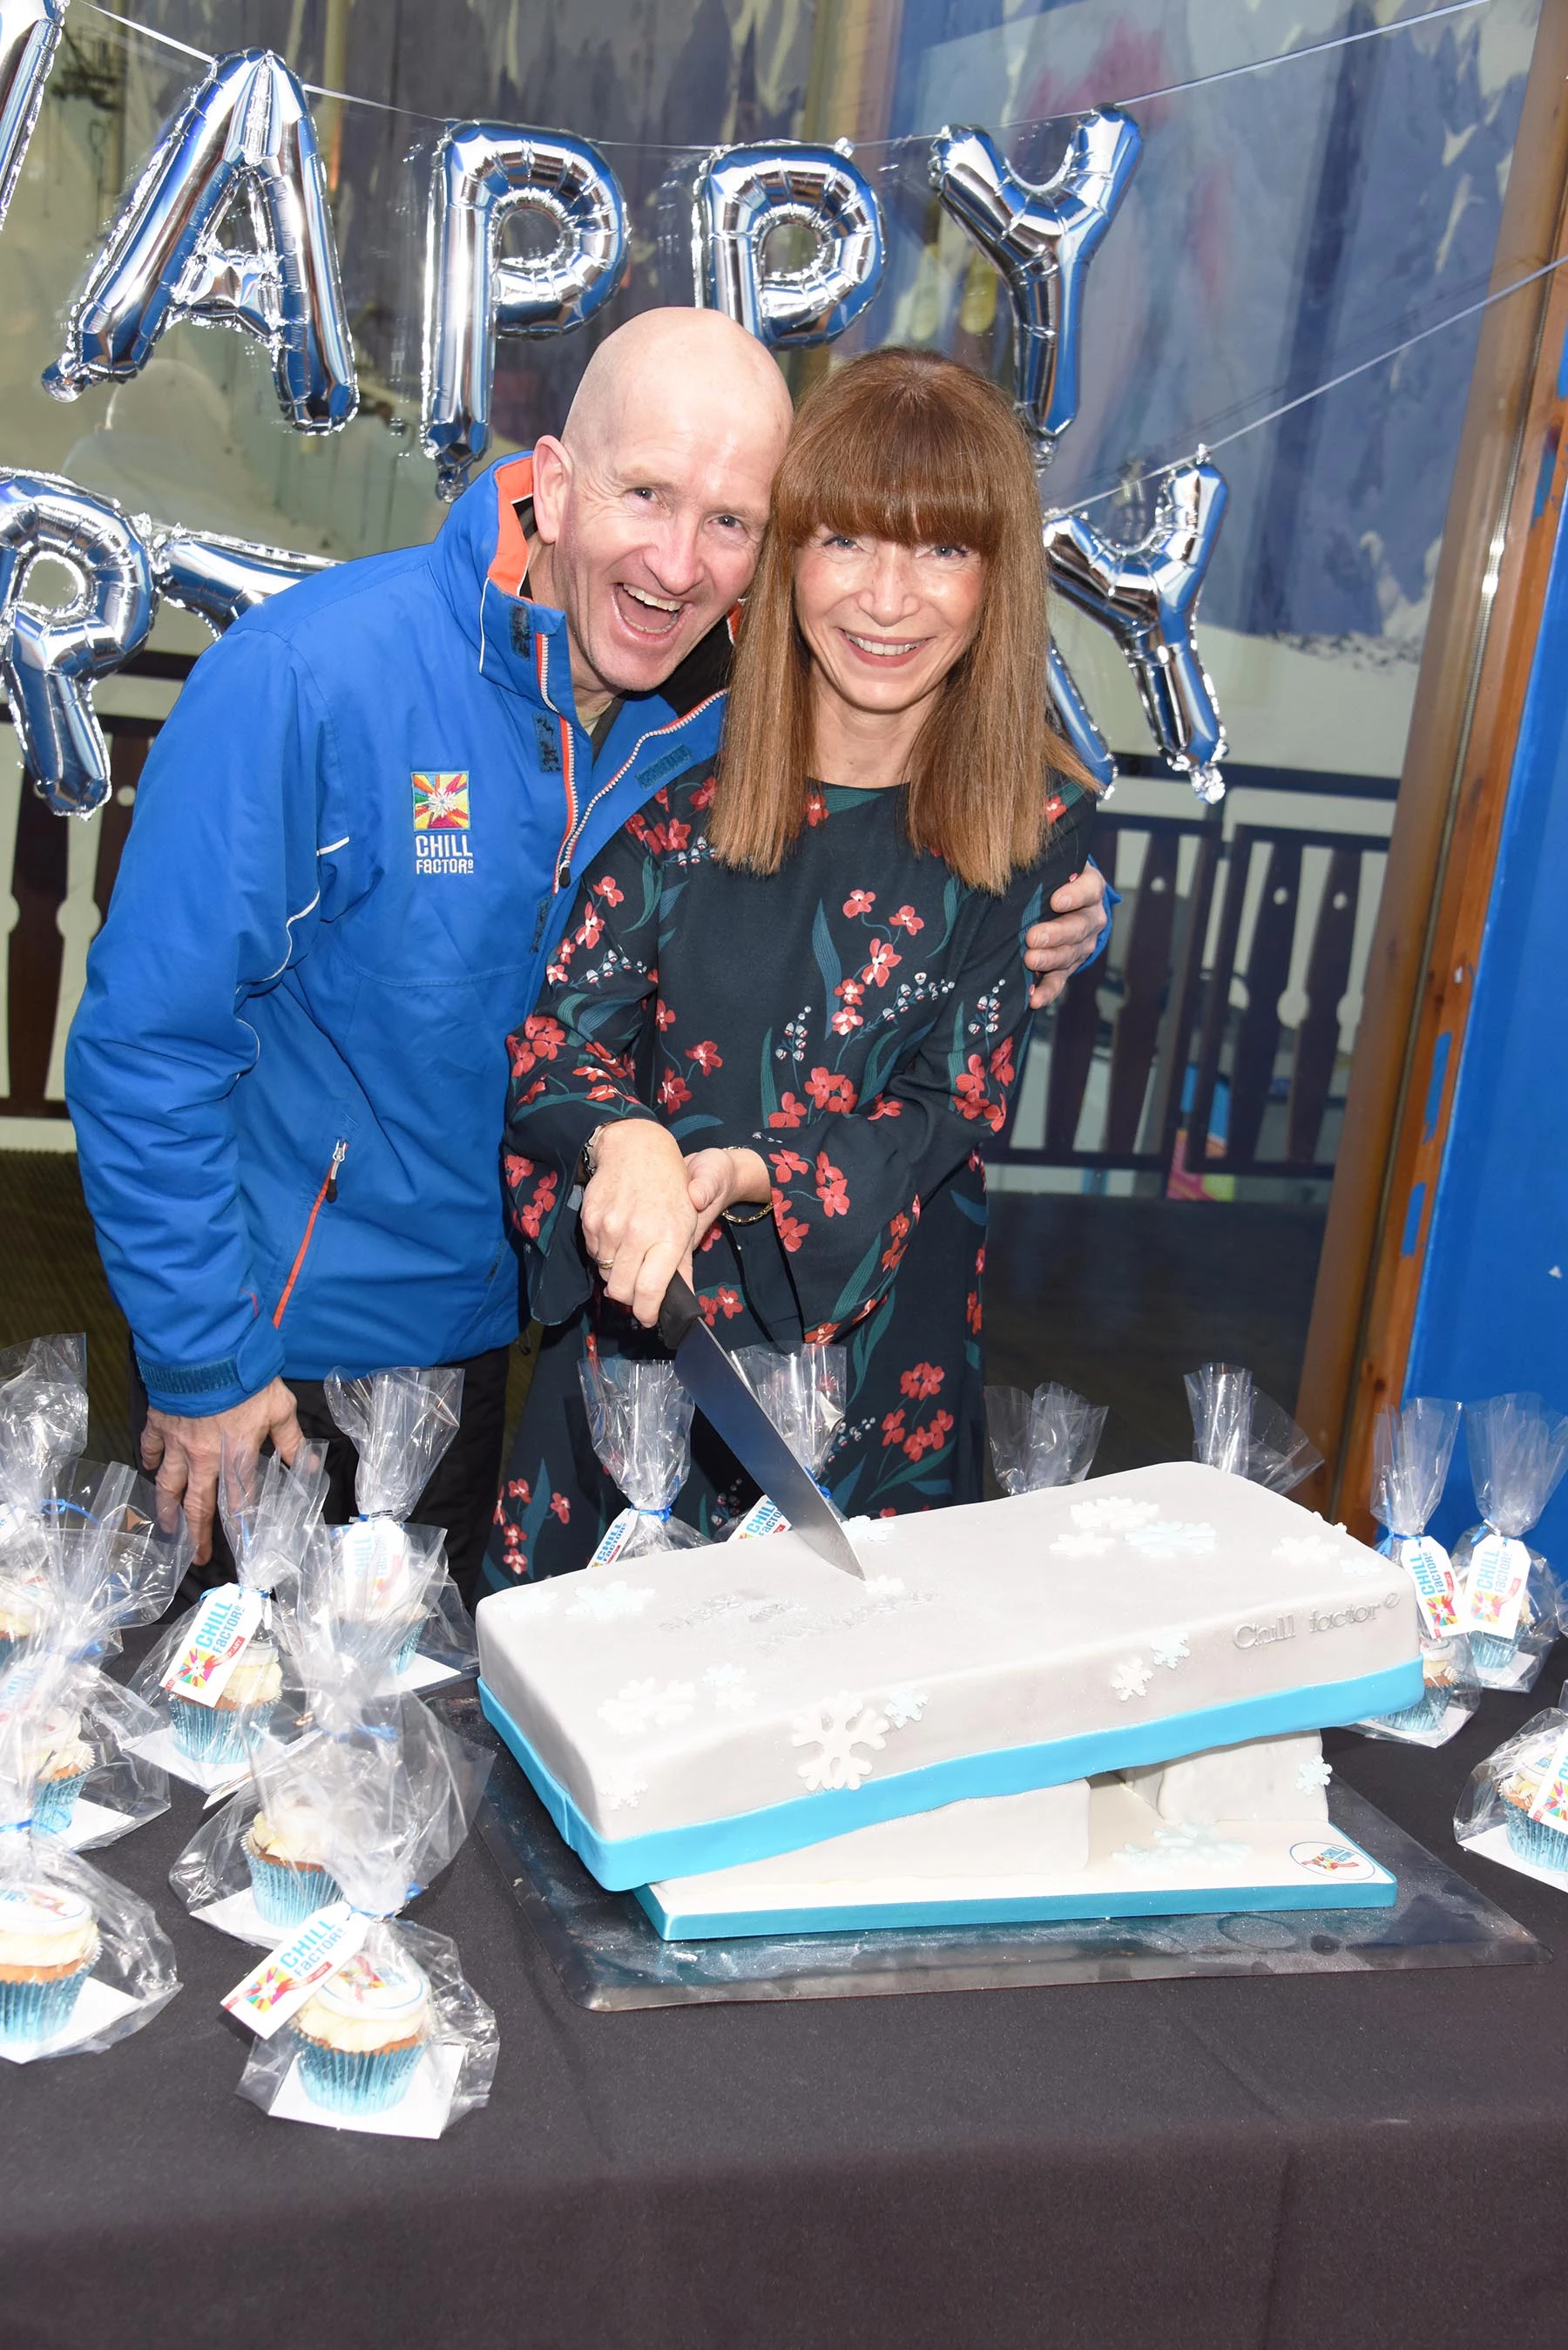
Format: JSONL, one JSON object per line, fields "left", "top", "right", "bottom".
{"left": 128, "top": 1343, "right": 512, "bottom": 1614}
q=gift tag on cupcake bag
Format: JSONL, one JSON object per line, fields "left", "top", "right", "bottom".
{"left": 222, "top": 1901, "right": 367, "bottom": 2039}
{"left": 1461, "top": 1533, "right": 1532, "bottom": 1642}
{"left": 1526, "top": 1730, "right": 1568, "bottom": 1829}
{"left": 1396, "top": 1535, "right": 1459, "bottom": 1640}
{"left": 161, "top": 1585, "right": 264, "bottom": 1708}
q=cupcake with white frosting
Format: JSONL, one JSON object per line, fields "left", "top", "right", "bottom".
{"left": 291, "top": 1944, "right": 431, "bottom": 2115}
{"left": 0, "top": 1879, "right": 99, "bottom": 2049}
{"left": 168, "top": 1636, "right": 282, "bottom": 1767}
{"left": 241, "top": 1796, "right": 341, "bottom": 1930}
{"left": 27, "top": 1710, "right": 94, "bottom": 1836}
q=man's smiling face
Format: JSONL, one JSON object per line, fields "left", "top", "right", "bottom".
{"left": 527, "top": 309, "right": 794, "bottom": 721}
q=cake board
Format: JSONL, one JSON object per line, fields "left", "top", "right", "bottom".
{"left": 437, "top": 1690, "right": 1546, "bottom": 2012}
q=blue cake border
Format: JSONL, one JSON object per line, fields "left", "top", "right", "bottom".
{"left": 477, "top": 1656, "right": 1422, "bottom": 1892}
{"left": 634, "top": 1847, "right": 1398, "bottom": 1940}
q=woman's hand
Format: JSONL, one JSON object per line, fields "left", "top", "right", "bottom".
{"left": 685, "top": 1146, "right": 772, "bottom": 1248}
{"left": 581, "top": 1119, "right": 700, "bottom": 1327}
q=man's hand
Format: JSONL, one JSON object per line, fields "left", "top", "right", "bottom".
{"left": 685, "top": 1146, "right": 772, "bottom": 1249}
{"left": 1024, "top": 863, "right": 1109, "bottom": 1010}
{"left": 140, "top": 1378, "right": 303, "bottom": 1566}
{"left": 581, "top": 1119, "right": 701, "bottom": 1327}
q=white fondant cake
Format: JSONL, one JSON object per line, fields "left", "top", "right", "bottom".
{"left": 476, "top": 1461, "right": 1420, "bottom": 1888}
{"left": 1121, "top": 1732, "right": 1332, "bottom": 1827}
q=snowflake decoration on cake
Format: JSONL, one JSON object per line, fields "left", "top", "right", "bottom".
{"left": 596, "top": 1765, "right": 648, "bottom": 1812}
{"left": 882, "top": 1686, "right": 927, "bottom": 1728}
{"left": 1071, "top": 1496, "right": 1162, "bottom": 1534}
{"left": 702, "top": 1663, "right": 758, "bottom": 1713}
{"left": 863, "top": 1574, "right": 907, "bottom": 1598}
{"left": 1150, "top": 1630, "right": 1190, "bottom": 1670}
{"left": 1272, "top": 1534, "right": 1345, "bottom": 1570}
{"left": 1295, "top": 1757, "right": 1333, "bottom": 1792}
{"left": 597, "top": 1677, "right": 696, "bottom": 1735}
{"left": 791, "top": 1692, "right": 889, "bottom": 1791}
{"left": 848, "top": 1516, "right": 896, "bottom": 1545}
{"left": 565, "top": 1580, "right": 654, "bottom": 1623}
{"left": 1050, "top": 1532, "right": 1113, "bottom": 1558}
{"left": 1111, "top": 1656, "right": 1152, "bottom": 1703}
{"left": 1119, "top": 1821, "right": 1253, "bottom": 1872}
{"left": 1124, "top": 1520, "right": 1217, "bottom": 1560}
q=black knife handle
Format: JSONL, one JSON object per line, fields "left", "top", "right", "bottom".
{"left": 658, "top": 1272, "right": 703, "bottom": 1353}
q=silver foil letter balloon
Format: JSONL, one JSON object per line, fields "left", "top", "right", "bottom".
{"left": 1047, "top": 642, "right": 1116, "bottom": 794}
{"left": 422, "top": 123, "right": 627, "bottom": 498}
{"left": 0, "top": 471, "right": 153, "bottom": 816}
{"left": 44, "top": 48, "right": 357, "bottom": 431}
{"left": 930, "top": 110, "right": 1140, "bottom": 457}
{"left": 1043, "top": 459, "right": 1229, "bottom": 803}
{"left": 0, "top": 0, "right": 66, "bottom": 232}
{"left": 694, "top": 142, "right": 883, "bottom": 346}
{"left": 147, "top": 524, "right": 335, "bottom": 634}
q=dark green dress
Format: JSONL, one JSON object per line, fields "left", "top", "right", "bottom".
{"left": 486, "top": 765, "right": 1093, "bottom": 1584}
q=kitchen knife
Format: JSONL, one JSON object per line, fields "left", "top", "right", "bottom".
{"left": 658, "top": 1275, "right": 864, "bottom": 1581}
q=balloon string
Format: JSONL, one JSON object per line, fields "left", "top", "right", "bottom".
{"left": 1047, "top": 251, "right": 1568, "bottom": 522}
{"left": 78, "top": 0, "right": 1496, "bottom": 148}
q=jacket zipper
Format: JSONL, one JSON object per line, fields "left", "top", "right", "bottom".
{"left": 552, "top": 690, "right": 727, "bottom": 892}
{"left": 272, "top": 1138, "right": 348, "bottom": 1328}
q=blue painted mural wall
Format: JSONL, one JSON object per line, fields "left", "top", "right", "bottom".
{"left": 1406, "top": 423, "right": 1568, "bottom": 1555}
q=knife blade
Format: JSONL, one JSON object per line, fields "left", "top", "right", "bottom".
{"left": 658, "top": 1276, "right": 864, "bottom": 1580}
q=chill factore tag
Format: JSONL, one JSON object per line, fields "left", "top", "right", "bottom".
{"left": 1461, "top": 1532, "right": 1532, "bottom": 1642}
{"left": 1396, "top": 1534, "right": 1459, "bottom": 1640}
{"left": 732, "top": 1495, "right": 790, "bottom": 1542}
{"left": 1526, "top": 1730, "right": 1568, "bottom": 1830}
{"left": 222, "top": 1901, "right": 368, "bottom": 2040}
{"left": 160, "top": 1584, "right": 264, "bottom": 1707}
{"left": 586, "top": 1507, "right": 656, "bottom": 1569}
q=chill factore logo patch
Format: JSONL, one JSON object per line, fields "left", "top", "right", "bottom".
{"left": 412, "top": 771, "right": 473, "bottom": 873}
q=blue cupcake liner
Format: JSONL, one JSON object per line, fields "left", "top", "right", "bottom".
{"left": 246, "top": 1845, "right": 341, "bottom": 1932}
{"left": 293, "top": 2032, "right": 426, "bottom": 2115}
{"left": 0, "top": 1961, "right": 93, "bottom": 2051}
{"left": 1505, "top": 1800, "right": 1568, "bottom": 1875}
{"left": 393, "top": 1616, "right": 424, "bottom": 1676}
{"left": 1375, "top": 1685, "right": 1452, "bottom": 1736}
{"left": 168, "top": 1696, "right": 275, "bottom": 1768}
{"left": 1470, "top": 1631, "right": 1524, "bottom": 1677}
{"left": 31, "top": 1771, "right": 90, "bottom": 1836}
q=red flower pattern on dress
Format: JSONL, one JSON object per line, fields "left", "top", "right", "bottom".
{"left": 830, "top": 1008, "right": 862, "bottom": 1036}
{"left": 691, "top": 777, "right": 716, "bottom": 809}
{"left": 655, "top": 999, "right": 677, "bottom": 1030}
{"left": 514, "top": 1171, "right": 558, "bottom": 1240}
{"left": 889, "top": 904, "right": 924, "bottom": 934}
{"left": 767, "top": 1091, "right": 807, "bottom": 1128}
{"left": 953, "top": 1053, "right": 1005, "bottom": 1131}
{"left": 881, "top": 1209, "right": 911, "bottom": 1273}
{"left": 698, "top": 1285, "right": 744, "bottom": 1327}
{"left": 578, "top": 906, "right": 605, "bottom": 950}
{"left": 592, "top": 875, "right": 625, "bottom": 905}
{"left": 686, "top": 1039, "right": 722, "bottom": 1075}
{"left": 549, "top": 1493, "right": 571, "bottom": 1524}
{"left": 965, "top": 1289, "right": 983, "bottom": 1335}
{"left": 508, "top": 1013, "right": 568, "bottom": 1078}
{"left": 805, "top": 1066, "right": 856, "bottom": 1112}
{"left": 504, "top": 1153, "right": 534, "bottom": 1189}
{"left": 506, "top": 1478, "right": 531, "bottom": 1504}
{"left": 658, "top": 1068, "right": 692, "bottom": 1113}
{"left": 814, "top": 1152, "right": 848, "bottom": 1216}
{"left": 769, "top": 1148, "right": 808, "bottom": 1180}
{"left": 866, "top": 1094, "right": 902, "bottom": 1121}
{"left": 881, "top": 1407, "right": 906, "bottom": 1448}
{"left": 861, "top": 939, "right": 902, "bottom": 988}
{"left": 772, "top": 1194, "right": 809, "bottom": 1253}
{"left": 843, "top": 888, "right": 875, "bottom": 917}
{"left": 990, "top": 1037, "right": 1016, "bottom": 1088}
{"left": 903, "top": 1407, "right": 954, "bottom": 1461}
{"left": 802, "top": 1322, "right": 837, "bottom": 1344}
{"left": 804, "top": 789, "right": 828, "bottom": 826}
{"left": 666, "top": 819, "right": 692, "bottom": 852}
{"left": 900, "top": 1362, "right": 943, "bottom": 1402}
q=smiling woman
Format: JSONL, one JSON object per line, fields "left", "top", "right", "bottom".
{"left": 489, "top": 348, "right": 1101, "bottom": 1583}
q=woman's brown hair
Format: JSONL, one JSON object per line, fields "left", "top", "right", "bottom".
{"left": 710, "top": 345, "right": 1095, "bottom": 894}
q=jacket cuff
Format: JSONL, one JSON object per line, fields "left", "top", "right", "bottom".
{"left": 137, "top": 1318, "right": 286, "bottom": 1416}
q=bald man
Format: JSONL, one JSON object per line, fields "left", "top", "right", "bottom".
{"left": 66, "top": 309, "right": 1106, "bottom": 1592}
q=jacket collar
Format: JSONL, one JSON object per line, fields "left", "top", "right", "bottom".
{"left": 430, "top": 450, "right": 735, "bottom": 731}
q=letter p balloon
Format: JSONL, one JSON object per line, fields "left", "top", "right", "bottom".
{"left": 694, "top": 142, "right": 883, "bottom": 347}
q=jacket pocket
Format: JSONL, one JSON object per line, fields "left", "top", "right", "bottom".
{"left": 271, "top": 1136, "right": 348, "bottom": 1328}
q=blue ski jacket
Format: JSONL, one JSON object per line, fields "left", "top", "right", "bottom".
{"left": 65, "top": 454, "right": 730, "bottom": 1414}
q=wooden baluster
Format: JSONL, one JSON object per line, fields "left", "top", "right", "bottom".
{"left": 1043, "top": 956, "right": 1102, "bottom": 1155}
{"left": 1152, "top": 824, "right": 1223, "bottom": 1174}
{"left": 94, "top": 730, "right": 147, "bottom": 924}
{"left": 1227, "top": 833, "right": 1301, "bottom": 1166}
{"left": 1105, "top": 827, "right": 1179, "bottom": 1155}
{"left": 5, "top": 777, "right": 69, "bottom": 1117}
{"left": 1286, "top": 843, "right": 1361, "bottom": 1164}
{"left": 1186, "top": 830, "right": 1252, "bottom": 1164}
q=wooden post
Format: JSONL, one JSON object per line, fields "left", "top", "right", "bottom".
{"left": 1295, "top": 3, "right": 1568, "bottom": 1529}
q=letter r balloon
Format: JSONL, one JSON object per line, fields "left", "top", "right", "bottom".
{"left": 421, "top": 123, "right": 627, "bottom": 498}
{"left": 930, "top": 110, "right": 1141, "bottom": 457}
{"left": 44, "top": 47, "right": 357, "bottom": 431}
{"left": 694, "top": 143, "right": 883, "bottom": 347}
{"left": 0, "top": 471, "right": 153, "bottom": 817}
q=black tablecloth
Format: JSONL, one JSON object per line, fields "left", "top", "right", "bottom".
{"left": 5, "top": 1672, "right": 1568, "bottom": 2350}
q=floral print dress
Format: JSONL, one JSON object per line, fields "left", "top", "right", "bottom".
{"left": 488, "top": 764, "right": 1093, "bottom": 1584}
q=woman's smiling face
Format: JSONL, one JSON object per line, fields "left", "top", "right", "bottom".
{"left": 792, "top": 528, "right": 987, "bottom": 724}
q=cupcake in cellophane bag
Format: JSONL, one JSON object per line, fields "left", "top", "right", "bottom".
{"left": 1451, "top": 1394, "right": 1568, "bottom": 1691}
{"left": 1356, "top": 1398, "right": 1479, "bottom": 1746}
{"left": 1186, "top": 1362, "right": 1323, "bottom": 1492}
{"left": 0, "top": 1652, "right": 179, "bottom": 2062}
{"left": 131, "top": 1444, "right": 325, "bottom": 1788}
{"left": 322, "top": 1367, "right": 478, "bottom": 1687}
{"left": 986, "top": 1378, "right": 1106, "bottom": 1497}
{"left": 222, "top": 1689, "right": 496, "bottom": 2135}
{"left": 1456, "top": 1696, "right": 1568, "bottom": 1886}
{"left": 0, "top": 1334, "right": 90, "bottom": 1669}
{"left": 726, "top": 1343, "right": 852, "bottom": 1539}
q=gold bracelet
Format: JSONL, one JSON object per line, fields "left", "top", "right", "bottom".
{"left": 721, "top": 1199, "right": 773, "bottom": 1226}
